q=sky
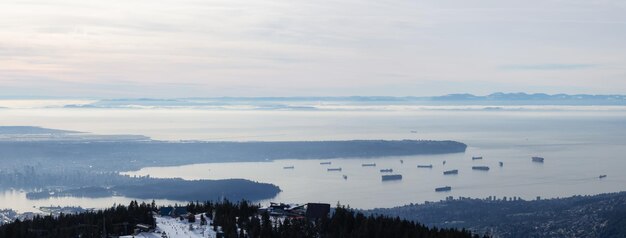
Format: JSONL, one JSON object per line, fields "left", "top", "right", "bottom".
{"left": 1, "top": 0, "right": 625, "bottom": 98}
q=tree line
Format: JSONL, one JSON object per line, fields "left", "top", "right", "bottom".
{"left": 0, "top": 200, "right": 154, "bottom": 237}
{"left": 0, "top": 200, "right": 484, "bottom": 238}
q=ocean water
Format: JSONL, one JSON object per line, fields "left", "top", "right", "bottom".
{"left": 1, "top": 104, "right": 625, "bottom": 210}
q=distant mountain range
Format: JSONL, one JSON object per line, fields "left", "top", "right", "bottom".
{"left": 91, "top": 92, "right": 626, "bottom": 105}
{"left": 2, "top": 93, "right": 626, "bottom": 102}
{"left": 430, "top": 92, "right": 626, "bottom": 101}
{"left": 61, "top": 93, "right": 626, "bottom": 108}
{"left": 101, "top": 93, "right": 626, "bottom": 102}
{"left": 2, "top": 93, "right": 625, "bottom": 109}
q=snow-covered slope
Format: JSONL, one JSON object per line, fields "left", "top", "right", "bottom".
{"left": 122, "top": 215, "right": 217, "bottom": 238}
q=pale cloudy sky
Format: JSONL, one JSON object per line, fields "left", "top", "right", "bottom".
{"left": 1, "top": 0, "right": 625, "bottom": 97}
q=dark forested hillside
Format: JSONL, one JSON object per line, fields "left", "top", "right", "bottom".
{"left": 367, "top": 192, "right": 626, "bottom": 238}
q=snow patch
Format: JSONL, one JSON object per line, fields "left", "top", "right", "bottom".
{"left": 123, "top": 215, "right": 217, "bottom": 238}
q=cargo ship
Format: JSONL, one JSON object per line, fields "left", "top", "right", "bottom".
{"left": 327, "top": 168, "right": 342, "bottom": 172}
{"left": 532, "top": 156, "right": 544, "bottom": 163}
{"left": 380, "top": 169, "right": 393, "bottom": 173}
{"left": 599, "top": 175, "right": 607, "bottom": 179}
{"left": 472, "top": 166, "right": 490, "bottom": 171}
{"left": 382, "top": 174, "right": 402, "bottom": 181}
{"left": 472, "top": 156, "right": 483, "bottom": 160}
{"left": 320, "top": 162, "right": 332, "bottom": 165}
{"left": 435, "top": 186, "right": 452, "bottom": 192}
{"left": 362, "top": 163, "right": 376, "bottom": 167}
{"left": 417, "top": 164, "right": 433, "bottom": 168}
{"left": 443, "top": 169, "right": 458, "bottom": 175}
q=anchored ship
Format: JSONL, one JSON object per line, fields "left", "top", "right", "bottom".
{"left": 283, "top": 166, "right": 294, "bottom": 169}
{"left": 599, "top": 175, "right": 607, "bottom": 179}
{"left": 472, "top": 166, "right": 490, "bottom": 171}
{"left": 320, "top": 162, "right": 331, "bottom": 165}
{"left": 380, "top": 169, "right": 393, "bottom": 173}
{"left": 435, "top": 186, "right": 452, "bottom": 192}
{"left": 417, "top": 164, "right": 433, "bottom": 168}
{"left": 472, "top": 156, "right": 483, "bottom": 160}
{"left": 532, "top": 156, "right": 544, "bottom": 163}
{"left": 443, "top": 169, "right": 458, "bottom": 175}
{"left": 381, "top": 174, "right": 402, "bottom": 181}
{"left": 327, "top": 168, "right": 342, "bottom": 172}
{"left": 362, "top": 163, "right": 376, "bottom": 167}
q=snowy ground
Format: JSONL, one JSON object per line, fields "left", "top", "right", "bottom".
{"left": 121, "top": 214, "right": 217, "bottom": 238}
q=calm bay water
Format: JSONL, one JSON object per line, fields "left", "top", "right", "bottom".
{"left": 0, "top": 190, "right": 179, "bottom": 214}
{"left": 1, "top": 105, "right": 626, "bottom": 211}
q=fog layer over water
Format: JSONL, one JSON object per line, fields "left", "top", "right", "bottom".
{"left": 1, "top": 105, "right": 625, "bottom": 209}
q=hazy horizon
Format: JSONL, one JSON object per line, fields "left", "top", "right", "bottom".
{"left": 1, "top": 92, "right": 626, "bottom": 100}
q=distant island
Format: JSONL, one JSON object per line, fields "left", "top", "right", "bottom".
{"left": 26, "top": 179, "right": 280, "bottom": 202}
